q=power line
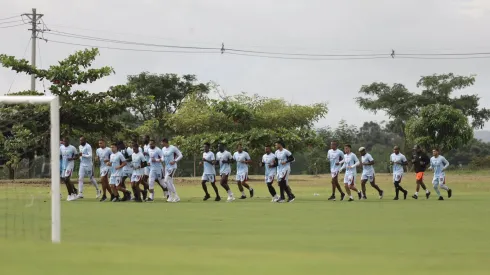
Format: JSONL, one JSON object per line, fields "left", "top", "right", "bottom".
{"left": 0, "top": 23, "right": 27, "bottom": 29}
{"left": 43, "top": 39, "right": 220, "bottom": 54}
{"left": 225, "top": 52, "right": 392, "bottom": 60}
{"left": 0, "top": 19, "right": 24, "bottom": 25}
{"left": 0, "top": 15, "right": 20, "bottom": 21}
{"left": 7, "top": 37, "right": 32, "bottom": 94}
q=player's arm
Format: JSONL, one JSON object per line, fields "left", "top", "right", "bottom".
{"left": 259, "top": 156, "right": 265, "bottom": 167}
{"left": 152, "top": 150, "right": 163, "bottom": 163}
{"left": 336, "top": 152, "right": 344, "bottom": 165}
{"left": 286, "top": 151, "right": 295, "bottom": 163}
{"left": 442, "top": 157, "right": 450, "bottom": 171}
{"left": 174, "top": 148, "right": 183, "bottom": 163}
{"left": 69, "top": 147, "right": 79, "bottom": 161}
{"left": 243, "top": 153, "right": 253, "bottom": 164}
{"left": 352, "top": 155, "right": 360, "bottom": 167}
{"left": 422, "top": 154, "right": 430, "bottom": 168}
{"left": 116, "top": 155, "right": 127, "bottom": 170}
{"left": 82, "top": 146, "right": 92, "bottom": 158}
{"left": 365, "top": 155, "right": 375, "bottom": 166}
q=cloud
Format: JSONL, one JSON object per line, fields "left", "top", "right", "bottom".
{"left": 459, "top": 0, "right": 490, "bottom": 18}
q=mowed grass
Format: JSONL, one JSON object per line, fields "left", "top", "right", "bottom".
{"left": 1, "top": 173, "right": 490, "bottom": 275}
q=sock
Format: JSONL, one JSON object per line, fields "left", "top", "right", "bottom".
{"left": 227, "top": 189, "right": 233, "bottom": 196}
{"left": 415, "top": 192, "right": 418, "bottom": 196}
{"left": 168, "top": 178, "right": 177, "bottom": 196}
{"left": 78, "top": 180, "right": 83, "bottom": 194}
{"left": 279, "top": 181, "right": 286, "bottom": 199}
{"left": 241, "top": 191, "right": 245, "bottom": 196}
{"left": 350, "top": 195, "right": 353, "bottom": 199}
{"left": 150, "top": 192, "right": 154, "bottom": 200}
{"left": 395, "top": 186, "right": 400, "bottom": 198}
{"left": 426, "top": 189, "right": 430, "bottom": 194}
{"left": 90, "top": 177, "right": 99, "bottom": 190}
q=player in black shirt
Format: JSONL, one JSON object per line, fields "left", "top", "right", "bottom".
{"left": 411, "top": 145, "right": 431, "bottom": 199}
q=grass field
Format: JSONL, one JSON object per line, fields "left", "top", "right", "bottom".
{"left": 1, "top": 173, "right": 489, "bottom": 274}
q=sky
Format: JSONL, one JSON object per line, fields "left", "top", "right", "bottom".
{"left": 1, "top": 0, "right": 490, "bottom": 130}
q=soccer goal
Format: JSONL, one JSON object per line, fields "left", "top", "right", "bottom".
{"left": 0, "top": 96, "right": 60, "bottom": 243}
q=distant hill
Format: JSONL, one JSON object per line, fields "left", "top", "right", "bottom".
{"left": 474, "top": 130, "right": 490, "bottom": 142}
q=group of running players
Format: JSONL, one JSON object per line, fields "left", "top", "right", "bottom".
{"left": 59, "top": 135, "right": 452, "bottom": 203}
{"left": 326, "top": 141, "right": 452, "bottom": 201}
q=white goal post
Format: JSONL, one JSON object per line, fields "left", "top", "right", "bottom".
{"left": 0, "top": 96, "right": 60, "bottom": 243}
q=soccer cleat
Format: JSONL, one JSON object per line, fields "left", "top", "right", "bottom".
{"left": 271, "top": 195, "right": 279, "bottom": 202}
{"left": 172, "top": 196, "right": 181, "bottom": 203}
{"left": 448, "top": 189, "right": 452, "bottom": 198}
{"left": 412, "top": 194, "right": 418, "bottom": 200}
{"left": 340, "top": 193, "right": 346, "bottom": 201}
{"left": 379, "top": 190, "right": 384, "bottom": 199}
{"left": 239, "top": 195, "right": 247, "bottom": 199}
{"left": 426, "top": 191, "right": 431, "bottom": 199}
{"left": 203, "top": 194, "right": 211, "bottom": 201}
{"left": 166, "top": 195, "right": 173, "bottom": 202}
{"left": 67, "top": 194, "right": 77, "bottom": 201}
{"left": 74, "top": 188, "right": 78, "bottom": 195}
{"left": 403, "top": 190, "right": 408, "bottom": 200}
{"left": 438, "top": 196, "right": 444, "bottom": 201}
{"left": 96, "top": 189, "right": 102, "bottom": 199}
{"left": 393, "top": 197, "right": 399, "bottom": 200}
{"left": 250, "top": 189, "right": 254, "bottom": 198}
{"left": 215, "top": 196, "right": 221, "bottom": 202}
{"left": 363, "top": 196, "right": 367, "bottom": 200}
{"left": 287, "top": 197, "right": 295, "bottom": 203}
{"left": 99, "top": 195, "right": 107, "bottom": 202}
{"left": 146, "top": 198, "right": 154, "bottom": 202}
{"left": 76, "top": 193, "right": 84, "bottom": 199}
{"left": 358, "top": 192, "right": 362, "bottom": 200}
{"left": 276, "top": 199, "right": 285, "bottom": 203}
{"left": 348, "top": 198, "right": 354, "bottom": 202}
{"left": 111, "top": 197, "right": 120, "bottom": 202}
{"left": 142, "top": 190, "right": 148, "bottom": 201}
{"left": 327, "top": 195, "right": 336, "bottom": 201}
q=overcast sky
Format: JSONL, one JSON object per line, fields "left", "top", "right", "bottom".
{"left": 1, "top": 0, "right": 489, "bottom": 130}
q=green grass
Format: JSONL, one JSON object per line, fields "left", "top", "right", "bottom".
{"left": 1, "top": 174, "right": 489, "bottom": 274}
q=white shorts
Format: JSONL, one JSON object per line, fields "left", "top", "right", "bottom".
{"left": 331, "top": 170, "right": 340, "bottom": 178}
{"left": 236, "top": 173, "right": 248, "bottom": 182}
{"left": 277, "top": 169, "right": 290, "bottom": 181}
{"left": 131, "top": 174, "right": 143, "bottom": 183}
{"left": 202, "top": 174, "right": 216, "bottom": 183}
{"left": 100, "top": 167, "right": 109, "bottom": 177}
{"left": 79, "top": 166, "right": 93, "bottom": 178}
{"left": 344, "top": 174, "right": 356, "bottom": 184}
{"left": 123, "top": 171, "right": 132, "bottom": 178}
{"left": 265, "top": 173, "right": 275, "bottom": 183}
{"left": 110, "top": 176, "right": 122, "bottom": 186}
{"left": 393, "top": 173, "right": 403, "bottom": 182}
{"left": 361, "top": 173, "right": 375, "bottom": 182}
{"left": 165, "top": 167, "right": 176, "bottom": 178}
{"left": 144, "top": 167, "right": 150, "bottom": 176}
{"left": 149, "top": 168, "right": 163, "bottom": 180}
{"left": 220, "top": 170, "right": 231, "bottom": 177}
{"left": 61, "top": 169, "right": 73, "bottom": 178}
{"left": 432, "top": 174, "right": 446, "bottom": 185}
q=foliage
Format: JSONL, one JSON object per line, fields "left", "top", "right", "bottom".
{"left": 405, "top": 104, "right": 473, "bottom": 151}
{"left": 0, "top": 49, "right": 147, "bottom": 137}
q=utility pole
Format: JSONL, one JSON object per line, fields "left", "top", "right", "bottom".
{"left": 23, "top": 8, "right": 43, "bottom": 92}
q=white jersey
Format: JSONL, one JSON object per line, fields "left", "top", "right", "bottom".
{"left": 60, "top": 144, "right": 77, "bottom": 171}
{"left": 162, "top": 145, "right": 183, "bottom": 169}
{"left": 275, "top": 148, "right": 293, "bottom": 173}
{"left": 148, "top": 147, "right": 164, "bottom": 171}
{"left": 202, "top": 151, "right": 216, "bottom": 175}
{"left": 262, "top": 153, "right": 277, "bottom": 177}
{"left": 96, "top": 147, "right": 112, "bottom": 170}
{"left": 216, "top": 150, "right": 233, "bottom": 175}
{"left": 79, "top": 143, "right": 94, "bottom": 167}
{"left": 361, "top": 153, "right": 375, "bottom": 175}
{"left": 143, "top": 144, "right": 150, "bottom": 162}
{"left": 430, "top": 155, "right": 449, "bottom": 177}
{"left": 327, "top": 149, "right": 344, "bottom": 173}
{"left": 131, "top": 151, "right": 146, "bottom": 176}
{"left": 233, "top": 151, "right": 251, "bottom": 175}
{"left": 390, "top": 153, "right": 407, "bottom": 175}
{"left": 341, "top": 152, "right": 359, "bottom": 175}
{"left": 109, "top": 152, "right": 126, "bottom": 177}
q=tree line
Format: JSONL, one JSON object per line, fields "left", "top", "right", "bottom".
{"left": 0, "top": 49, "right": 489, "bottom": 179}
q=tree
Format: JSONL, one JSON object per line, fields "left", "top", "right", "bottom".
{"left": 405, "top": 104, "right": 473, "bottom": 151}
{"left": 0, "top": 48, "right": 144, "bottom": 137}
{"left": 168, "top": 93, "right": 328, "bottom": 175}
{"left": 356, "top": 73, "right": 490, "bottom": 149}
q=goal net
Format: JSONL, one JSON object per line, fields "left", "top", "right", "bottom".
{"left": 0, "top": 96, "right": 60, "bottom": 243}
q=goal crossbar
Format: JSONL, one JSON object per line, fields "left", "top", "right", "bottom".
{"left": 0, "top": 96, "right": 60, "bottom": 243}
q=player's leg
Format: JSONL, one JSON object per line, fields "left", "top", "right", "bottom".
{"left": 155, "top": 169, "right": 168, "bottom": 199}
{"left": 343, "top": 175, "right": 353, "bottom": 201}
{"left": 110, "top": 176, "right": 120, "bottom": 202}
{"left": 369, "top": 175, "right": 383, "bottom": 199}
{"left": 164, "top": 169, "right": 179, "bottom": 202}
{"left": 393, "top": 174, "right": 407, "bottom": 200}
{"left": 88, "top": 167, "right": 101, "bottom": 199}
{"left": 236, "top": 173, "right": 247, "bottom": 199}
{"left": 148, "top": 170, "right": 157, "bottom": 202}
{"left": 240, "top": 175, "right": 254, "bottom": 198}
{"left": 117, "top": 178, "right": 131, "bottom": 202}
{"left": 438, "top": 176, "right": 452, "bottom": 198}
{"left": 220, "top": 174, "right": 234, "bottom": 202}
{"left": 201, "top": 175, "right": 211, "bottom": 200}
{"left": 283, "top": 172, "right": 294, "bottom": 202}
{"left": 131, "top": 175, "right": 142, "bottom": 202}
{"left": 77, "top": 166, "right": 85, "bottom": 198}
{"left": 266, "top": 175, "right": 278, "bottom": 202}
{"left": 432, "top": 177, "right": 443, "bottom": 200}
{"left": 209, "top": 175, "right": 221, "bottom": 201}
{"left": 413, "top": 172, "right": 430, "bottom": 199}
{"left": 349, "top": 180, "right": 362, "bottom": 200}
{"left": 328, "top": 172, "right": 345, "bottom": 201}
{"left": 360, "top": 175, "right": 368, "bottom": 199}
